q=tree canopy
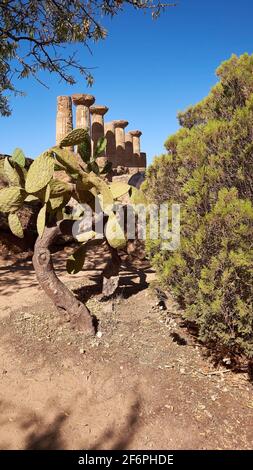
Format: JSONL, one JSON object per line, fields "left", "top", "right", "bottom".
{"left": 0, "top": 0, "right": 175, "bottom": 116}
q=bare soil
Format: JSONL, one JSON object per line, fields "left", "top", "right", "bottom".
{"left": 0, "top": 249, "right": 252, "bottom": 450}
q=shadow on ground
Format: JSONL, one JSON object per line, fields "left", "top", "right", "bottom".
{"left": 0, "top": 394, "right": 142, "bottom": 450}
{"left": 74, "top": 268, "right": 152, "bottom": 304}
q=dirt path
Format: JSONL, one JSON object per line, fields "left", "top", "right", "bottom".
{"left": 0, "top": 251, "right": 88, "bottom": 314}
{"left": 0, "top": 252, "right": 252, "bottom": 450}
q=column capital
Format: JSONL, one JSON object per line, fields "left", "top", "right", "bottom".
{"left": 57, "top": 95, "right": 72, "bottom": 110}
{"left": 90, "top": 105, "right": 109, "bottom": 116}
{"left": 57, "top": 95, "right": 71, "bottom": 100}
{"left": 129, "top": 130, "right": 142, "bottom": 138}
{"left": 72, "top": 93, "right": 95, "bottom": 107}
{"left": 113, "top": 120, "right": 129, "bottom": 129}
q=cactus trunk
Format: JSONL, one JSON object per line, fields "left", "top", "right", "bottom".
{"left": 32, "top": 222, "right": 95, "bottom": 334}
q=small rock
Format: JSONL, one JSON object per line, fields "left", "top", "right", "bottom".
{"left": 79, "top": 348, "right": 85, "bottom": 354}
{"left": 23, "top": 313, "right": 32, "bottom": 320}
{"left": 198, "top": 404, "right": 206, "bottom": 410}
{"left": 104, "top": 303, "right": 114, "bottom": 314}
{"left": 204, "top": 410, "right": 213, "bottom": 419}
{"left": 164, "top": 405, "right": 174, "bottom": 411}
{"left": 96, "top": 331, "right": 103, "bottom": 338}
{"left": 223, "top": 357, "right": 231, "bottom": 365}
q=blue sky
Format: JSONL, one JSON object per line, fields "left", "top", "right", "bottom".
{"left": 0, "top": 0, "right": 253, "bottom": 164}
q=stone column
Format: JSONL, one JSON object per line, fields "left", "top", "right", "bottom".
{"left": 129, "top": 130, "right": 142, "bottom": 156}
{"left": 105, "top": 121, "right": 116, "bottom": 165}
{"left": 72, "top": 94, "right": 95, "bottom": 132}
{"left": 90, "top": 105, "right": 109, "bottom": 166}
{"left": 56, "top": 96, "right": 73, "bottom": 146}
{"left": 113, "top": 120, "right": 129, "bottom": 166}
{"left": 129, "top": 130, "right": 142, "bottom": 173}
{"left": 125, "top": 132, "right": 135, "bottom": 173}
{"left": 139, "top": 152, "right": 147, "bottom": 172}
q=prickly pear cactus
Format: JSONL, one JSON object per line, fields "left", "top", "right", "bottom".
{"left": 11, "top": 148, "right": 26, "bottom": 168}
{"left": 0, "top": 130, "right": 146, "bottom": 271}
{"left": 60, "top": 128, "right": 88, "bottom": 148}
{"left": 8, "top": 212, "right": 24, "bottom": 238}
{"left": 25, "top": 151, "right": 55, "bottom": 193}
{"left": 0, "top": 131, "right": 148, "bottom": 331}
{"left": 0, "top": 186, "right": 26, "bottom": 213}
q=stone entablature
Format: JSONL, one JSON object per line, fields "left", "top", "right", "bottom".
{"left": 56, "top": 94, "right": 147, "bottom": 178}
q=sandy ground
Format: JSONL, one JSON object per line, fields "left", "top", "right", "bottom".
{"left": 0, "top": 250, "right": 252, "bottom": 450}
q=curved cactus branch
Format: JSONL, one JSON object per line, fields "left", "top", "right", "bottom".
{"left": 32, "top": 220, "right": 95, "bottom": 334}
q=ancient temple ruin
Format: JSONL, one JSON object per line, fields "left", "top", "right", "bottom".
{"left": 56, "top": 94, "right": 147, "bottom": 181}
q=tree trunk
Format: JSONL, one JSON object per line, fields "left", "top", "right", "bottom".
{"left": 32, "top": 221, "right": 95, "bottom": 334}
{"left": 102, "top": 244, "right": 121, "bottom": 297}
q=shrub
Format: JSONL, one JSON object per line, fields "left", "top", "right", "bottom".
{"left": 145, "top": 53, "right": 253, "bottom": 360}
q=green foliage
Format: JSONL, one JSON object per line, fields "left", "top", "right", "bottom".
{"left": 130, "top": 186, "right": 148, "bottom": 206}
{"left": 100, "top": 161, "right": 113, "bottom": 175}
{"left": 25, "top": 151, "right": 55, "bottom": 193}
{"left": 8, "top": 213, "right": 24, "bottom": 238}
{"left": 0, "top": 132, "right": 145, "bottom": 269}
{"left": 105, "top": 212, "right": 126, "bottom": 249}
{"left": 88, "top": 172, "right": 114, "bottom": 213}
{"left": 11, "top": 148, "right": 26, "bottom": 168}
{"left": 145, "top": 53, "right": 253, "bottom": 359}
{"left": 25, "top": 194, "right": 39, "bottom": 202}
{"left": 78, "top": 134, "right": 92, "bottom": 163}
{"left": 177, "top": 53, "right": 253, "bottom": 129}
{"left": 94, "top": 136, "right": 107, "bottom": 158}
{"left": 4, "top": 158, "right": 23, "bottom": 186}
{"left": 53, "top": 146, "right": 80, "bottom": 174}
{"left": 87, "top": 161, "right": 100, "bottom": 175}
{"left": 66, "top": 244, "right": 89, "bottom": 275}
{"left": 0, "top": 186, "right": 26, "bottom": 213}
{"left": 37, "top": 204, "right": 47, "bottom": 238}
{"left": 60, "top": 128, "right": 88, "bottom": 148}
{"left": 49, "top": 179, "right": 70, "bottom": 197}
{"left": 75, "top": 230, "right": 95, "bottom": 244}
{"left": 109, "top": 181, "right": 130, "bottom": 199}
